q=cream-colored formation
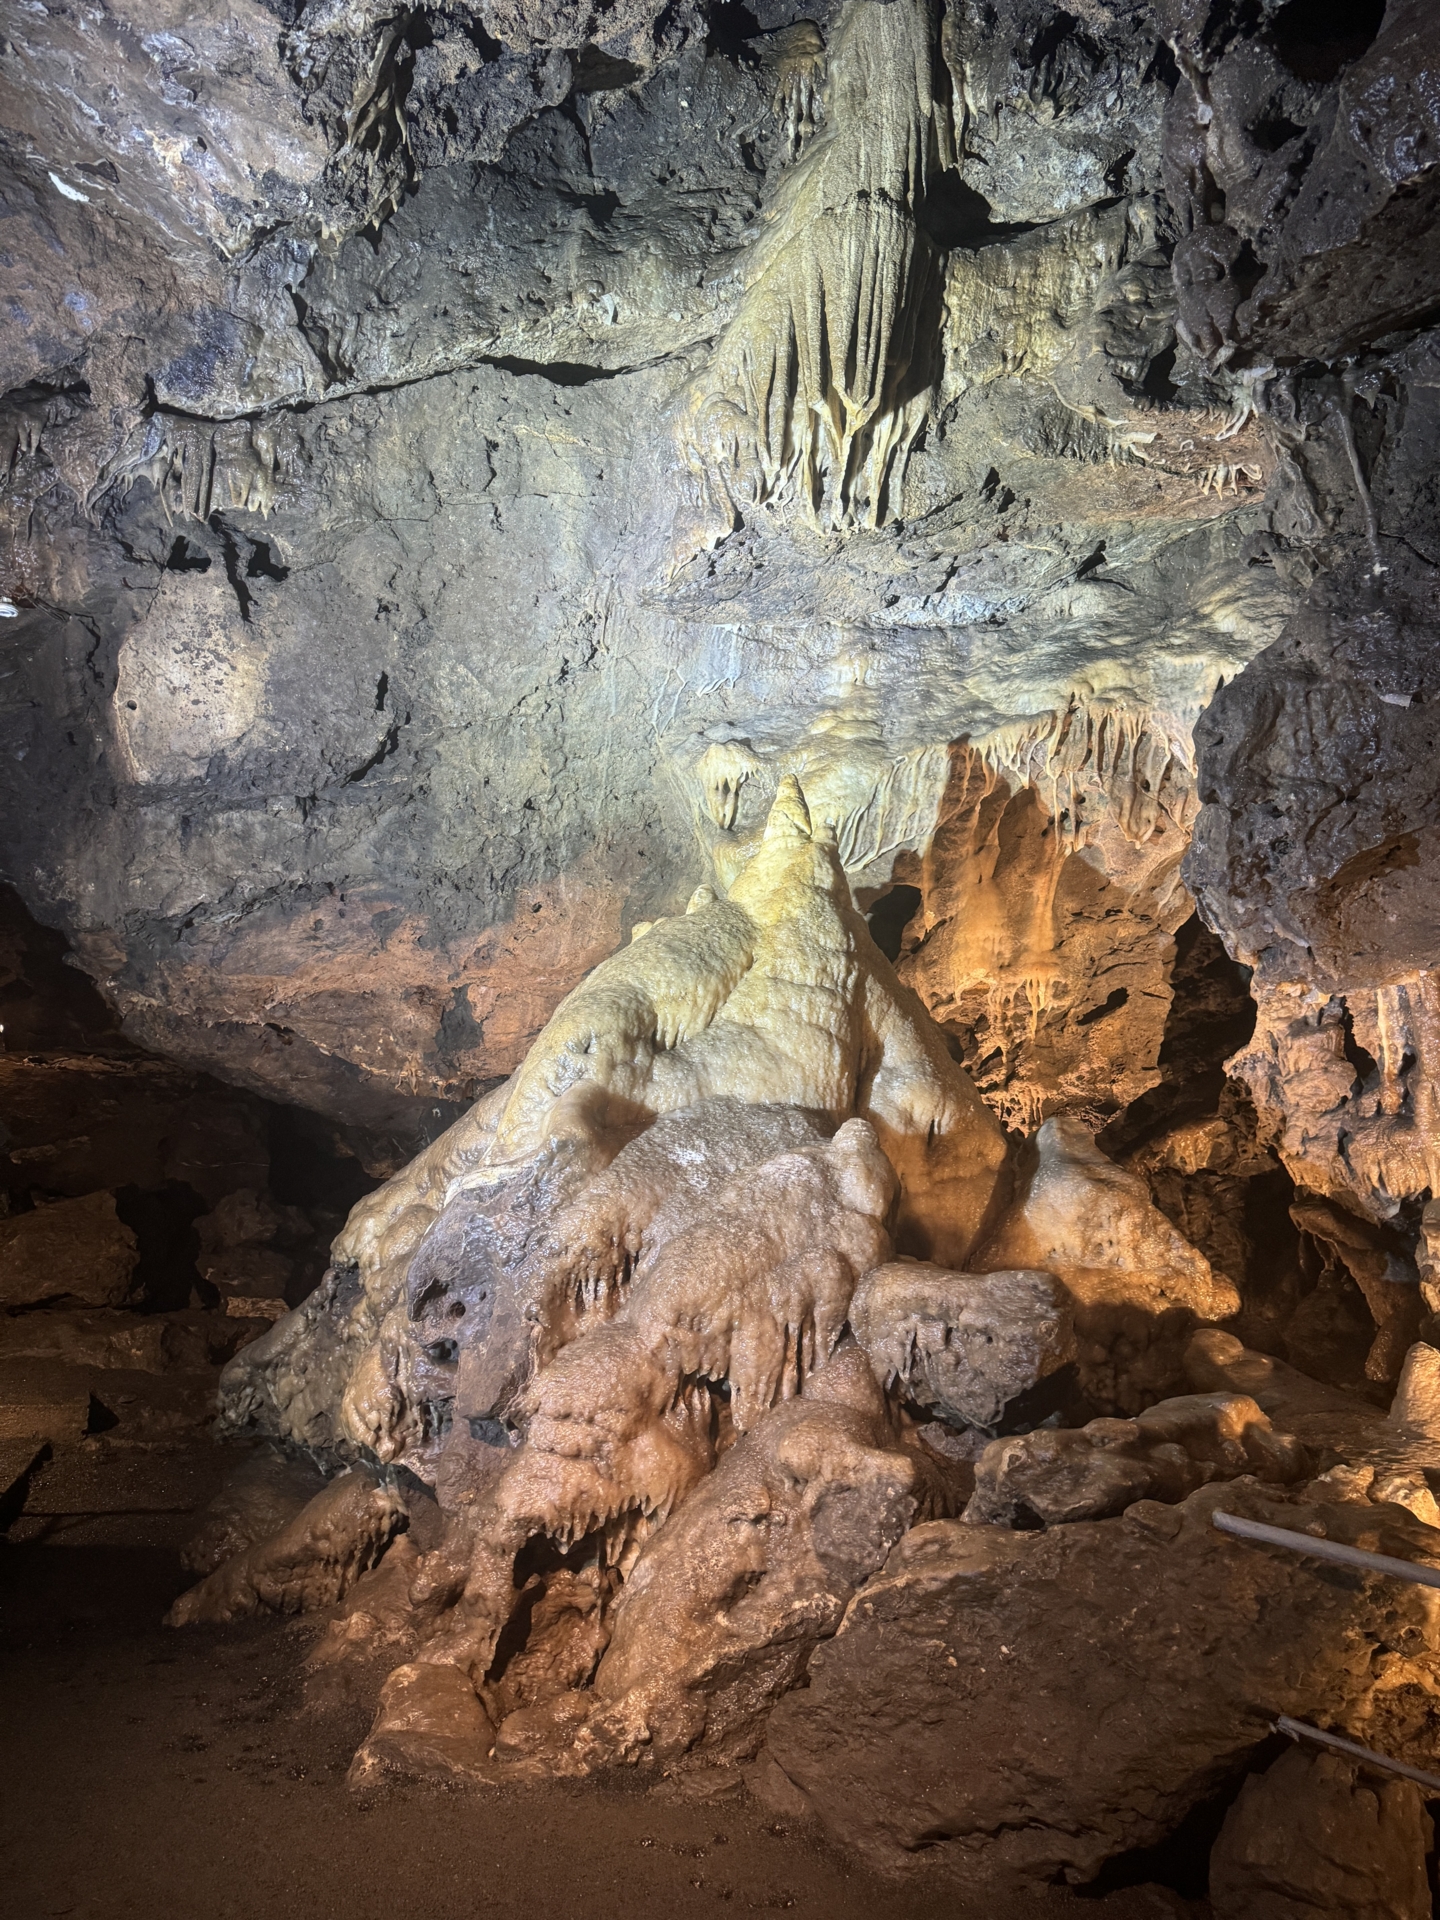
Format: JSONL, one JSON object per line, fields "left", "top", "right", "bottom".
{"left": 672, "top": 0, "right": 953, "bottom": 545}
{"left": 195, "top": 772, "right": 1316, "bottom": 1785}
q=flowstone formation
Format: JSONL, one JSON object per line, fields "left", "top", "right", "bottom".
{"left": 209, "top": 779, "right": 1025, "bottom": 1774}
{"left": 177, "top": 771, "right": 1440, "bottom": 1887}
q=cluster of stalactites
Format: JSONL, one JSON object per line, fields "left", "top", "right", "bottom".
{"left": 676, "top": 0, "right": 954, "bottom": 539}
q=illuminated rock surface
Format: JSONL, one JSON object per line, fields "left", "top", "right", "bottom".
{"left": 3, "top": 0, "right": 1439, "bottom": 1908}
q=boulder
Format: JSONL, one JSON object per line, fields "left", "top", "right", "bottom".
{"left": 166, "top": 1468, "right": 407, "bottom": 1625}
{"left": 964, "top": 1392, "right": 1308, "bottom": 1528}
{"left": 0, "top": 1192, "right": 137, "bottom": 1309}
{"left": 1209, "top": 1743, "right": 1433, "bottom": 1920}
{"left": 180, "top": 1443, "right": 330, "bottom": 1577}
{"left": 849, "top": 1262, "right": 1074, "bottom": 1429}
{"left": 762, "top": 1481, "right": 1440, "bottom": 1888}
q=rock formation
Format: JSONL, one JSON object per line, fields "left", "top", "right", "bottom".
{"left": 4, "top": 0, "right": 1439, "bottom": 1907}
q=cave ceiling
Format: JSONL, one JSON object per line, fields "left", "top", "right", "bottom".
{"left": 0, "top": 0, "right": 1437, "bottom": 1220}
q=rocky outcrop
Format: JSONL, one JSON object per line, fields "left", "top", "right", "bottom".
{"left": 1209, "top": 1742, "right": 1434, "bottom": 1920}
{"left": 763, "top": 1481, "right": 1440, "bottom": 1887}
{"left": 4, "top": 0, "right": 1440, "bottom": 1898}
{"left": 963, "top": 1389, "right": 1308, "bottom": 1527}
{"left": 0, "top": 1191, "right": 137, "bottom": 1310}
{"left": 167, "top": 1467, "right": 407, "bottom": 1625}
{"left": 0, "top": 0, "right": 1350, "bottom": 1136}
{"left": 1186, "top": 548, "right": 1440, "bottom": 1382}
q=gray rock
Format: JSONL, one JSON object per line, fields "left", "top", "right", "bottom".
{"left": 849, "top": 1262, "right": 1074, "bottom": 1429}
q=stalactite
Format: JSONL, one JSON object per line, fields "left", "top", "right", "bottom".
{"left": 674, "top": 0, "right": 953, "bottom": 542}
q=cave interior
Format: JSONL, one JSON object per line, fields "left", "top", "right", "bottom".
{"left": 3, "top": 1, "right": 1440, "bottom": 1915}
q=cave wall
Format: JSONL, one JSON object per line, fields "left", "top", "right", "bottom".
{"left": 1, "top": 0, "right": 1436, "bottom": 1189}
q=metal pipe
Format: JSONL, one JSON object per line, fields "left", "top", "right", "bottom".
{"left": 1212, "top": 1509, "right": 1440, "bottom": 1591}
{"left": 1276, "top": 1717, "right": 1440, "bottom": 1794}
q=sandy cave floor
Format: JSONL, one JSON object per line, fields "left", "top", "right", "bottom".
{"left": 0, "top": 1437, "right": 1216, "bottom": 1920}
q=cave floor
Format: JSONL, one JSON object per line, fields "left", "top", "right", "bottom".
{"left": 1, "top": 1439, "right": 1203, "bottom": 1920}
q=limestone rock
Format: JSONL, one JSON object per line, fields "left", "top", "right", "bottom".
{"left": 349, "top": 1660, "right": 497, "bottom": 1790}
{"left": 195, "top": 1189, "right": 319, "bottom": 1320}
{"left": 1390, "top": 1343, "right": 1440, "bottom": 1444}
{"left": 974, "top": 1117, "right": 1239, "bottom": 1410}
{"left": 1183, "top": 1329, "right": 1391, "bottom": 1467}
{"left": 221, "top": 781, "right": 1009, "bottom": 1473}
{"left": 179, "top": 1445, "right": 330, "bottom": 1578}
{"left": 429, "top": 1127, "right": 901, "bottom": 1685}
{"left": 850, "top": 1262, "right": 1074, "bottom": 1429}
{"left": 418, "top": 1100, "right": 835, "bottom": 1440}
{"left": 0, "top": 1192, "right": 137, "bottom": 1310}
{"left": 166, "top": 1468, "right": 406, "bottom": 1625}
{"left": 964, "top": 1391, "right": 1308, "bottom": 1528}
{"left": 485, "top": 1343, "right": 943, "bottom": 1772}
{"left": 1209, "top": 1743, "right": 1433, "bottom": 1920}
{"left": 1187, "top": 550, "right": 1440, "bottom": 1233}
{"left": 763, "top": 1482, "right": 1440, "bottom": 1887}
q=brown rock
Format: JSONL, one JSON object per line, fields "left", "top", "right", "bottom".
{"left": 1209, "top": 1743, "right": 1432, "bottom": 1920}
{"left": 348, "top": 1660, "right": 497, "bottom": 1789}
{"left": 180, "top": 1443, "right": 329, "bottom": 1577}
{"left": 166, "top": 1468, "right": 406, "bottom": 1624}
{"left": 964, "top": 1391, "right": 1308, "bottom": 1528}
{"left": 488, "top": 1343, "right": 944, "bottom": 1774}
{"left": 0, "top": 1192, "right": 137, "bottom": 1309}
{"left": 763, "top": 1481, "right": 1440, "bottom": 1888}
{"left": 0, "top": 1308, "right": 262, "bottom": 1373}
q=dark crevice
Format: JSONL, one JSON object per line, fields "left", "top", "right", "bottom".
{"left": 1076, "top": 985, "right": 1128, "bottom": 1026}
{"left": 208, "top": 516, "right": 254, "bottom": 623}
{"left": 1267, "top": 0, "right": 1387, "bottom": 84}
{"left": 245, "top": 539, "right": 289, "bottom": 582}
{"left": 480, "top": 354, "right": 632, "bottom": 387}
{"left": 163, "top": 536, "right": 212, "bottom": 573}
{"left": 343, "top": 723, "right": 402, "bottom": 784}
{"left": 867, "top": 884, "right": 923, "bottom": 963}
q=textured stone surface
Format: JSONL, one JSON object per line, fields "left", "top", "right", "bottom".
{"left": 974, "top": 1116, "right": 1239, "bottom": 1410}
{"left": 963, "top": 1389, "right": 1307, "bottom": 1527}
{"left": 3, "top": 0, "right": 1439, "bottom": 1885}
{"left": 850, "top": 1262, "right": 1074, "bottom": 1429}
{"left": 1209, "top": 1743, "right": 1433, "bottom": 1920}
{"left": 0, "top": 0, "right": 1361, "bottom": 1138}
{"left": 167, "top": 1468, "right": 407, "bottom": 1625}
{"left": 0, "top": 1191, "right": 137, "bottom": 1310}
{"left": 764, "top": 1482, "right": 1440, "bottom": 1887}
{"left": 179, "top": 1445, "right": 329, "bottom": 1579}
